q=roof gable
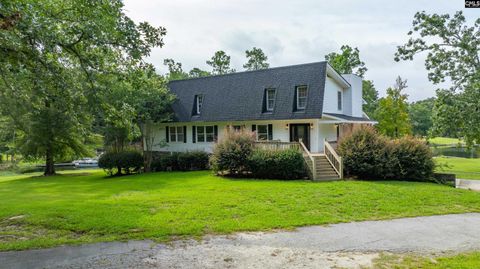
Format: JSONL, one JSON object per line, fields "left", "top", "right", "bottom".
{"left": 168, "top": 62, "right": 328, "bottom": 122}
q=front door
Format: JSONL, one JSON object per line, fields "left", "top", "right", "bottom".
{"left": 290, "top": 124, "right": 310, "bottom": 150}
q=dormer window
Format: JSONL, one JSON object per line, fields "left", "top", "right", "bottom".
{"left": 193, "top": 94, "right": 203, "bottom": 115}
{"left": 265, "top": 88, "right": 276, "bottom": 112}
{"left": 296, "top": 86, "right": 307, "bottom": 110}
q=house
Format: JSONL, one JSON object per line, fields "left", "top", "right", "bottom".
{"left": 149, "top": 62, "right": 376, "bottom": 179}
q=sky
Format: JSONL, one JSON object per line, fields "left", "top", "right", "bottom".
{"left": 123, "top": 0, "right": 478, "bottom": 102}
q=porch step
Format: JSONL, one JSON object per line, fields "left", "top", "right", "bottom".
{"left": 311, "top": 155, "right": 340, "bottom": 180}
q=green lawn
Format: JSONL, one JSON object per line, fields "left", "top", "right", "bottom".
{"left": 435, "top": 157, "right": 480, "bottom": 180}
{"left": 428, "top": 137, "right": 464, "bottom": 146}
{"left": 374, "top": 252, "right": 480, "bottom": 269}
{"left": 2, "top": 170, "right": 480, "bottom": 251}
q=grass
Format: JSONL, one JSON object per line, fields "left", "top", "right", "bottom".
{"left": 435, "top": 157, "right": 480, "bottom": 180}
{"left": 428, "top": 137, "right": 464, "bottom": 146}
{"left": 1, "top": 170, "right": 480, "bottom": 251}
{"left": 374, "top": 252, "right": 480, "bottom": 268}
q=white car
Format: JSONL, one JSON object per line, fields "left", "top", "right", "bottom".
{"left": 73, "top": 158, "right": 98, "bottom": 168}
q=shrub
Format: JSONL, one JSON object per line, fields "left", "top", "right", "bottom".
{"left": 210, "top": 128, "right": 256, "bottom": 175}
{"left": 337, "top": 126, "right": 387, "bottom": 179}
{"left": 247, "top": 148, "right": 307, "bottom": 179}
{"left": 151, "top": 151, "right": 209, "bottom": 172}
{"left": 98, "top": 150, "right": 143, "bottom": 176}
{"left": 338, "top": 126, "right": 435, "bottom": 181}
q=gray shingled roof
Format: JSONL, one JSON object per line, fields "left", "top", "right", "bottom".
{"left": 323, "top": 113, "right": 376, "bottom": 122}
{"left": 168, "top": 62, "right": 328, "bottom": 122}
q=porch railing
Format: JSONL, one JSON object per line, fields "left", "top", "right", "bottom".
{"left": 254, "top": 141, "right": 300, "bottom": 151}
{"left": 324, "top": 139, "right": 343, "bottom": 179}
{"left": 299, "top": 139, "right": 315, "bottom": 180}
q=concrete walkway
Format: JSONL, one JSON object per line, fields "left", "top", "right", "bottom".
{"left": 2, "top": 213, "right": 480, "bottom": 269}
{"left": 456, "top": 178, "right": 480, "bottom": 191}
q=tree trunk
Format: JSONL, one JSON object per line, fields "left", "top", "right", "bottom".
{"left": 44, "top": 144, "right": 55, "bottom": 176}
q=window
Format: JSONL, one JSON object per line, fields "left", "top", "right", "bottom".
{"left": 296, "top": 86, "right": 307, "bottom": 110}
{"left": 265, "top": 88, "right": 276, "bottom": 111}
{"left": 232, "top": 125, "right": 244, "bottom": 131}
{"left": 337, "top": 91, "right": 342, "bottom": 110}
{"left": 256, "top": 125, "right": 270, "bottom": 141}
{"left": 169, "top": 126, "right": 184, "bottom": 142}
{"left": 196, "top": 95, "right": 203, "bottom": 114}
{"left": 196, "top": 126, "right": 215, "bottom": 142}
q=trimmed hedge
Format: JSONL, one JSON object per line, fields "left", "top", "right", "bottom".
{"left": 151, "top": 151, "right": 209, "bottom": 171}
{"left": 247, "top": 148, "right": 307, "bottom": 179}
{"left": 338, "top": 126, "right": 435, "bottom": 181}
{"left": 98, "top": 150, "right": 143, "bottom": 176}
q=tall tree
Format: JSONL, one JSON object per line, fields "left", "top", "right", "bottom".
{"left": 362, "top": 80, "right": 379, "bottom": 118}
{"left": 243, "top": 47, "right": 269, "bottom": 70}
{"left": 375, "top": 77, "right": 412, "bottom": 138}
{"left": 326, "top": 45, "right": 378, "bottom": 117}
{"left": 395, "top": 11, "right": 480, "bottom": 145}
{"left": 0, "top": 0, "right": 166, "bottom": 175}
{"left": 408, "top": 98, "right": 435, "bottom": 137}
{"left": 163, "top": 58, "right": 189, "bottom": 81}
{"left": 188, "top": 67, "right": 210, "bottom": 78}
{"left": 206, "top": 50, "right": 235, "bottom": 75}
{"left": 325, "top": 45, "right": 367, "bottom": 77}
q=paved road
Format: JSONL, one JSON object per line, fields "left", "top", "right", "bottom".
{"left": 2, "top": 213, "right": 480, "bottom": 269}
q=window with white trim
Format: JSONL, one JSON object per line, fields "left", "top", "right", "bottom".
{"left": 296, "top": 86, "right": 307, "bottom": 110}
{"left": 266, "top": 88, "right": 276, "bottom": 111}
{"left": 169, "top": 126, "right": 184, "bottom": 142}
{"left": 196, "top": 126, "right": 215, "bottom": 142}
{"left": 256, "top": 125, "right": 269, "bottom": 141}
{"left": 196, "top": 95, "right": 203, "bottom": 114}
{"left": 337, "top": 91, "right": 342, "bottom": 110}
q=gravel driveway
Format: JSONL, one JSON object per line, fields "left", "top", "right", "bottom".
{"left": 2, "top": 213, "right": 480, "bottom": 269}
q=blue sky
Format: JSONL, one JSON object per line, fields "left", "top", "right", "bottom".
{"left": 124, "top": 0, "right": 478, "bottom": 101}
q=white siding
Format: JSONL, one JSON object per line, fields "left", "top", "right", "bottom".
{"left": 323, "top": 76, "right": 345, "bottom": 114}
{"left": 148, "top": 119, "right": 338, "bottom": 153}
{"left": 341, "top": 74, "right": 363, "bottom": 117}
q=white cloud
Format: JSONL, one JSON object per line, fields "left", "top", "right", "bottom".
{"left": 124, "top": 0, "right": 476, "bottom": 102}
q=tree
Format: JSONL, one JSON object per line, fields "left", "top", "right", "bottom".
{"left": 395, "top": 11, "right": 480, "bottom": 145}
{"left": 325, "top": 45, "right": 367, "bottom": 77}
{"left": 375, "top": 77, "right": 412, "bottom": 138}
{"left": 408, "top": 98, "right": 435, "bottom": 136}
{"left": 0, "top": 0, "right": 166, "bottom": 175}
{"left": 188, "top": 67, "right": 210, "bottom": 78}
{"left": 243, "top": 47, "right": 269, "bottom": 70}
{"left": 326, "top": 46, "right": 378, "bottom": 117}
{"left": 206, "top": 50, "right": 235, "bottom": 75}
{"left": 362, "top": 80, "right": 379, "bottom": 119}
{"left": 163, "top": 59, "right": 189, "bottom": 81}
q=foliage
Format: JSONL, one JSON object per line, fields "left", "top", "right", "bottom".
{"left": 362, "top": 80, "right": 379, "bottom": 119}
{"left": 395, "top": 11, "right": 480, "bottom": 146}
{"left": 206, "top": 50, "right": 235, "bottom": 75}
{"left": 243, "top": 47, "right": 269, "bottom": 71}
{"left": 98, "top": 150, "right": 143, "bottom": 176}
{"left": 163, "top": 58, "right": 189, "bottom": 81}
{"left": 210, "top": 128, "right": 256, "bottom": 175}
{"left": 246, "top": 148, "right": 306, "bottom": 179}
{"left": 188, "top": 67, "right": 211, "bottom": 78}
{"left": 338, "top": 126, "right": 435, "bottom": 181}
{"left": 375, "top": 76, "right": 412, "bottom": 138}
{"left": 151, "top": 151, "right": 210, "bottom": 171}
{"left": 325, "top": 45, "right": 367, "bottom": 77}
{"left": 2, "top": 170, "right": 480, "bottom": 251}
{"left": 408, "top": 97, "right": 435, "bottom": 136}
{"left": 0, "top": 0, "right": 166, "bottom": 175}
{"left": 338, "top": 126, "right": 387, "bottom": 179}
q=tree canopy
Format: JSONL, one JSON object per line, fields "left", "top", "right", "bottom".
{"left": 243, "top": 47, "right": 269, "bottom": 70}
{"left": 375, "top": 77, "right": 412, "bottom": 138}
{"left": 325, "top": 45, "right": 367, "bottom": 77}
{"left": 206, "top": 50, "right": 235, "bottom": 75}
{"left": 395, "top": 11, "right": 480, "bottom": 145}
{"left": 408, "top": 98, "right": 435, "bottom": 137}
{"left": 0, "top": 0, "right": 169, "bottom": 175}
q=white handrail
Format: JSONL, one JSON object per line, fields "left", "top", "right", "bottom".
{"left": 299, "top": 139, "right": 316, "bottom": 179}
{"left": 324, "top": 139, "right": 343, "bottom": 179}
